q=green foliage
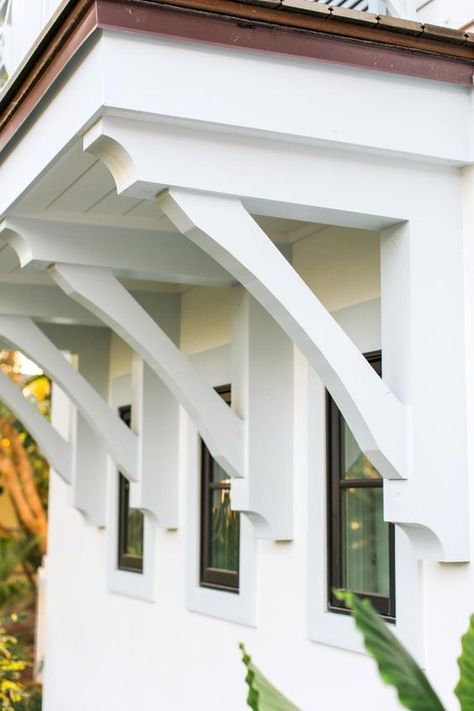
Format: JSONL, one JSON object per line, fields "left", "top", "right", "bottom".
{"left": 8, "top": 373, "right": 51, "bottom": 516}
{"left": 239, "top": 590, "right": 474, "bottom": 711}
{"left": 0, "top": 615, "right": 29, "bottom": 710}
{"left": 0, "top": 356, "right": 50, "bottom": 518}
{"left": 455, "top": 615, "right": 474, "bottom": 710}
{"left": 335, "top": 591, "right": 444, "bottom": 710}
{"left": 15, "top": 691, "right": 42, "bottom": 711}
{"left": 0, "top": 354, "right": 46, "bottom": 707}
{"left": 239, "top": 644, "right": 301, "bottom": 711}
{"left": 0, "top": 539, "right": 37, "bottom": 609}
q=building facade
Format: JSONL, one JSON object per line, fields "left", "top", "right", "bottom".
{"left": 0, "top": 0, "right": 474, "bottom": 709}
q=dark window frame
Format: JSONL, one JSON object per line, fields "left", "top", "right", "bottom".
{"left": 117, "top": 404, "right": 144, "bottom": 574}
{"left": 200, "top": 385, "right": 240, "bottom": 593}
{"left": 327, "top": 351, "right": 396, "bottom": 621}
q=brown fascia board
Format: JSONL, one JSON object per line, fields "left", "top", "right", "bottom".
{"left": 96, "top": 0, "right": 474, "bottom": 58}
{"left": 97, "top": 0, "right": 474, "bottom": 63}
{"left": 0, "top": 0, "right": 473, "bottom": 156}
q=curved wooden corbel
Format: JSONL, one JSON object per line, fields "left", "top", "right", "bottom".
{"left": 0, "top": 315, "right": 139, "bottom": 483}
{"left": 79, "top": 117, "right": 468, "bottom": 560}
{"left": 0, "top": 369, "right": 72, "bottom": 483}
{"left": 50, "top": 263, "right": 245, "bottom": 481}
{"left": 158, "top": 188, "right": 407, "bottom": 482}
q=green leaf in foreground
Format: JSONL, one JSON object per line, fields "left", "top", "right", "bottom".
{"left": 455, "top": 614, "right": 474, "bottom": 710}
{"left": 239, "top": 643, "right": 301, "bottom": 711}
{"left": 335, "top": 591, "right": 445, "bottom": 711}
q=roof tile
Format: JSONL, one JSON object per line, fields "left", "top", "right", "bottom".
{"left": 280, "top": 0, "right": 331, "bottom": 17}
{"left": 422, "top": 23, "right": 467, "bottom": 44}
{"left": 376, "top": 14, "right": 423, "bottom": 35}
{"left": 330, "top": 7, "right": 378, "bottom": 27}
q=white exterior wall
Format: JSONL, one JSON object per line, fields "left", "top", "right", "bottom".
{"left": 41, "top": 227, "right": 461, "bottom": 711}
{"left": 0, "top": 4, "right": 472, "bottom": 709}
{"left": 26, "top": 219, "right": 474, "bottom": 711}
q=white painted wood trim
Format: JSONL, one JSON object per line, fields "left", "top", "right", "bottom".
{"left": 130, "top": 356, "right": 179, "bottom": 529}
{"left": 106, "top": 373, "right": 156, "bottom": 601}
{"left": 0, "top": 314, "right": 140, "bottom": 482}
{"left": 158, "top": 188, "right": 406, "bottom": 483}
{"left": 304, "top": 303, "right": 421, "bottom": 659}
{"left": 185, "top": 345, "right": 256, "bottom": 626}
{"left": 231, "top": 289, "right": 294, "bottom": 540}
{"left": 50, "top": 263, "right": 245, "bottom": 481}
{"left": 0, "top": 369, "right": 72, "bottom": 482}
{"left": 0, "top": 217, "right": 232, "bottom": 287}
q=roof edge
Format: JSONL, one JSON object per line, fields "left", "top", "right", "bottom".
{"left": 0, "top": 0, "right": 473, "bottom": 157}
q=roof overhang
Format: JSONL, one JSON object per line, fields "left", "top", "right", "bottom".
{"left": 0, "top": 0, "right": 473, "bottom": 157}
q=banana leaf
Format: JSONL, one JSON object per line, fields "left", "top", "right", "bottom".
{"left": 240, "top": 644, "right": 301, "bottom": 711}
{"left": 335, "top": 591, "right": 444, "bottom": 711}
{"left": 455, "top": 614, "right": 474, "bottom": 710}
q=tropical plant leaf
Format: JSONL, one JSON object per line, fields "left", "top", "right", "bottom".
{"left": 240, "top": 644, "right": 301, "bottom": 711}
{"left": 455, "top": 614, "right": 474, "bottom": 710}
{"left": 335, "top": 591, "right": 445, "bottom": 711}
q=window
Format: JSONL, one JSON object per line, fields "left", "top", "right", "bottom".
{"left": 327, "top": 351, "right": 395, "bottom": 620}
{"left": 200, "top": 386, "right": 240, "bottom": 592}
{"left": 118, "top": 405, "right": 144, "bottom": 573}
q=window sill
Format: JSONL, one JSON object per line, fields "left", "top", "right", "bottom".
{"left": 303, "top": 320, "right": 422, "bottom": 661}
{"left": 184, "top": 345, "right": 257, "bottom": 627}
{"left": 106, "top": 374, "right": 156, "bottom": 602}
{"left": 106, "top": 465, "right": 156, "bottom": 602}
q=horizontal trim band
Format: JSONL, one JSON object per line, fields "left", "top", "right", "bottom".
{"left": 0, "top": 0, "right": 473, "bottom": 156}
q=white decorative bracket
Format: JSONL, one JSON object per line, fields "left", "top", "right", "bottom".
{"left": 50, "top": 264, "right": 244, "bottom": 480}
{"left": 0, "top": 315, "right": 139, "bottom": 482}
{"left": 158, "top": 189, "right": 407, "bottom": 482}
{"left": 0, "top": 369, "right": 72, "bottom": 483}
{"left": 40, "top": 325, "right": 113, "bottom": 528}
{"left": 155, "top": 187, "right": 471, "bottom": 561}
{"left": 380, "top": 218, "right": 470, "bottom": 562}
{"left": 49, "top": 264, "right": 294, "bottom": 539}
{"left": 130, "top": 356, "right": 179, "bottom": 528}
{"left": 78, "top": 118, "right": 469, "bottom": 559}
{"left": 231, "top": 289, "right": 294, "bottom": 540}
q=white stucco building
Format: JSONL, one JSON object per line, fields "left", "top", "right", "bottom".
{"left": 0, "top": 0, "right": 474, "bottom": 709}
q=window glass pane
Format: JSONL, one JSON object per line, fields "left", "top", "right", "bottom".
{"left": 200, "top": 386, "right": 239, "bottom": 591}
{"left": 342, "top": 421, "right": 381, "bottom": 481}
{"left": 126, "top": 509, "right": 144, "bottom": 558}
{"left": 118, "top": 473, "right": 144, "bottom": 569}
{"left": 117, "top": 404, "right": 144, "bottom": 572}
{"left": 341, "top": 487, "right": 389, "bottom": 596}
{"left": 209, "top": 488, "right": 240, "bottom": 572}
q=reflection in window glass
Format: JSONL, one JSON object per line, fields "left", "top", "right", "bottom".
{"left": 200, "top": 386, "right": 240, "bottom": 592}
{"left": 327, "top": 352, "right": 395, "bottom": 619}
{"left": 117, "top": 406, "right": 144, "bottom": 573}
{"left": 119, "top": 474, "right": 144, "bottom": 562}
{"left": 342, "top": 487, "right": 389, "bottom": 597}
{"left": 210, "top": 484, "right": 240, "bottom": 573}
